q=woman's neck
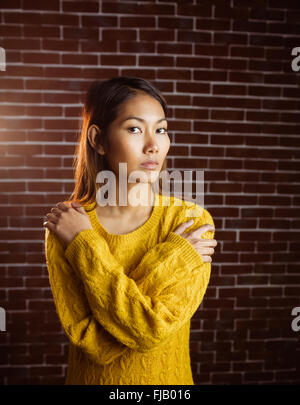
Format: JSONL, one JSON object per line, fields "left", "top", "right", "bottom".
{"left": 95, "top": 183, "right": 155, "bottom": 219}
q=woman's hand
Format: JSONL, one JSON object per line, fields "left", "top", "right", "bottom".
{"left": 173, "top": 220, "right": 217, "bottom": 263}
{"left": 43, "top": 201, "right": 93, "bottom": 247}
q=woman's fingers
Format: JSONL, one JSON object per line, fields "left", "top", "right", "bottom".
{"left": 196, "top": 247, "right": 215, "bottom": 255}
{"left": 192, "top": 224, "right": 215, "bottom": 238}
{"left": 56, "top": 201, "right": 70, "bottom": 211}
{"left": 174, "top": 221, "right": 215, "bottom": 237}
{"left": 50, "top": 202, "right": 70, "bottom": 217}
{"left": 46, "top": 213, "right": 59, "bottom": 224}
{"left": 173, "top": 219, "right": 194, "bottom": 235}
{"left": 43, "top": 202, "right": 72, "bottom": 234}
{"left": 201, "top": 256, "right": 212, "bottom": 263}
{"left": 194, "top": 239, "right": 217, "bottom": 246}
{"left": 50, "top": 207, "right": 62, "bottom": 217}
{"left": 172, "top": 221, "right": 217, "bottom": 264}
{"left": 43, "top": 220, "right": 56, "bottom": 231}
{"left": 44, "top": 204, "right": 67, "bottom": 226}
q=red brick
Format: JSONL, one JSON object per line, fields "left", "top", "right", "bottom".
{"left": 23, "top": 0, "right": 59, "bottom": 11}
{"left": 23, "top": 26, "right": 60, "bottom": 38}
{"left": 178, "top": 30, "right": 211, "bottom": 43}
{"left": 120, "top": 42, "right": 155, "bottom": 54}
{"left": 102, "top": 29, "right": 137, "bottom": 41}
{"left": 196, "top": 19, "right": 230, "bottom": 31}
{"left": 82, "top": 15, "right": 118, "bottom": 27}
{"left": 196, "top": 44, "right": 229, "bottom": 56}
{"left": 63, "top": 27, "right": 98, "bottom": 40}
{"left": 213, "top": 84, "right": 247, "bottom": 95}
{"left": 43, "top": 39, "right": 78, "bottom": 51}
{"left": 62, "top": 53, "right": 98, "bottom": 65}
{"left": 178, "top": 4, "right": 212, "bottom": 17}
{"left": 215, "top": 32, "right": 247, "bottom": 44}
{"left": 158, "top": 69, "right": 191, "bottom": 80}
{"left": 240, "top": 231, "right": 272, "bottom": 241}
{"left": 23, "top": 53, "right": 60, "bottom": 64}
{"left": 62, "top": 1, "right": 98, "bottom": 13}
{"left": 2, "top": 38, "right": 40, "bottom": 50}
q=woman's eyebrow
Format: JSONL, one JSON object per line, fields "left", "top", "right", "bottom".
{"left": 121, "top": 116, "right": 167, "bottom": 124}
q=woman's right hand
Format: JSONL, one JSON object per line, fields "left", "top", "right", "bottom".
{"left": 173, "top": 220, "right": 217, "bottom": 263}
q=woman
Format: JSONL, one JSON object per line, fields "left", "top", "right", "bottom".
{"left": 43, "top": 76, "right": 217, "bottom": 385}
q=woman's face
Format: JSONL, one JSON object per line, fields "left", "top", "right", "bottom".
{"left": 104, "top": 92, "right": 170, "bottom": 187}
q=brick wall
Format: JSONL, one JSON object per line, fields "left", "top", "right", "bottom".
{"left": 0, "top": 0, "right": 300, "bottom": 385}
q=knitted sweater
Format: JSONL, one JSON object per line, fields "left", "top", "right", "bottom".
{"left": 44, "top": 192, "right": 215, "bottom": 385}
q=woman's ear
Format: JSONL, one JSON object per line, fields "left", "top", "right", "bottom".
{"left": 87, "top": 125, "right": 105, "bottom": 155}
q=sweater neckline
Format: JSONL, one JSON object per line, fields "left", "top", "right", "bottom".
{"left": 87, "top": 192, "right": 163, "bottom": 243}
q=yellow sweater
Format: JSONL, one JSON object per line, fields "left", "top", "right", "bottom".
{"left": 44, "top": 192, "right": 215, "bottom": 385}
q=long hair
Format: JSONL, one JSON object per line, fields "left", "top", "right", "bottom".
{"left": 65, "top": 76, "right": 169, "bottom": 207}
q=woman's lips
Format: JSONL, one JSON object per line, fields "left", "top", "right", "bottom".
{"left": 140, "top": 162, "right": 159, "bottom": 170}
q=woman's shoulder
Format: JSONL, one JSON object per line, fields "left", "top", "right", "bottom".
{"left": 61, "top": 199, "right": 97, "bottom": 213}
{"left": 158, "top": 193, "right": 215, "bottom": 241}
{"left": 159, "top": 192, "right": 207, "bottom": 217}
{"left": 158, "top": 192, "right": 213, "bottom": 230}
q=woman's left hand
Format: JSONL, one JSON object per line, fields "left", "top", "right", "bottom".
{"left": 43, "top": 201, "right": 93, "bottom": 247}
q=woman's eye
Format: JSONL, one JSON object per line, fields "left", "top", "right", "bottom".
{"left": 158, "top": 128, "right": 168, "bottom": 134}
{"left": 128, "top": 127, "right": 140, "bottom": 134}
{"left": 127, "top": 127, "right": 168, "bottom": 134}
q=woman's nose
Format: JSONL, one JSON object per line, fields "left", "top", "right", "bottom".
{"left": 143, "top": 132, "right": 159, "bottom": 150}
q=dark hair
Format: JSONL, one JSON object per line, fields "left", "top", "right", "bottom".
{"left": 65, "top": 76, "right": 169, "bottom": 206}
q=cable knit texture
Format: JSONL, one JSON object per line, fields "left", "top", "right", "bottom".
{"left": 44, "top": 192, "right": 215, "bottom": 385}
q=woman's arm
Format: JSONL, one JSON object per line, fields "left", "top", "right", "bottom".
{"left": 45, "top": 227, "right": 129, "bottom": 365}
{"left": 62, "top": 207, "right": 215, "bottom": 354}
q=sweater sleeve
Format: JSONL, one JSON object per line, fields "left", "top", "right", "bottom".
{"left": 44, "top": 227, "right": 128, "bottom": 366}
{"left": 63, "top": 206, "right": 215, "bottom": 354}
